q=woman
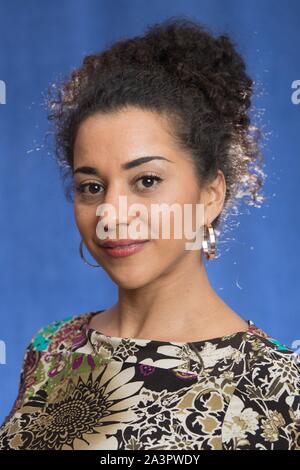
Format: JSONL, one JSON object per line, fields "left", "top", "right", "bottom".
{"left": 1, "top": 17, "right": 299, "bottom": 450}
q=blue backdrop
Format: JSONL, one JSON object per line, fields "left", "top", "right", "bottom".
{"left": 0, "top": 0, "right": 299, "bottom": 423}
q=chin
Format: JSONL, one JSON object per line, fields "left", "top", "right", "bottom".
{"left": 108, "top": 269, "right": 155, "bottom": 290}
{"left": 113, "top": 278, "right": 150, "bottom": 290}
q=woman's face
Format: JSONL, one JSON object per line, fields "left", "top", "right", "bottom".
{"left": 73, "top": 106, "right": 223, "bottom": 289}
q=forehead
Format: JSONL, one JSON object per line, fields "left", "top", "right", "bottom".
{"left": 73, "top": 107, "right": 178, "bottom": 161}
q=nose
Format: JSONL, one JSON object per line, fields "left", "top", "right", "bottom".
{"left": 96, "top": 185, "right": 140, "bottom": 239}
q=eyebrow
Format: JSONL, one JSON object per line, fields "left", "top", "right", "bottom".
{"left": 73, "top": 156, "right": 173, "bottom": 176}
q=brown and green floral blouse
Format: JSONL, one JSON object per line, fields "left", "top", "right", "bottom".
{"left": 0, "top": 310, "right": 299, "bottom": 450}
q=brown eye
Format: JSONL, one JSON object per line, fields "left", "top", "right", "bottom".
{"left": 88, "top": 183, "right": 101, "bottom": 194}
{"left": 76, "top": 182, "right": 103, "bottom": 196}
{"left": 135, "top": 174, "right": 163, "bottom": 191}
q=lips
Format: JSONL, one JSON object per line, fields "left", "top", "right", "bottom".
{"left": 99, "top": 239, "right": 149, "bottom": 258}
{"left": 100, "top": 239, "right": 149, "bottom": 248}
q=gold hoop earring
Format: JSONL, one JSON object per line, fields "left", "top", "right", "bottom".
{"left": 202, "top": 223, "right": 216, "bottom": 260}
{"left": 79, "top": 239, "right": 101, "bottom": 268}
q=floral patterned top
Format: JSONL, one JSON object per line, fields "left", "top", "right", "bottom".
{"left": 0, "top": 310, "right": 300, "bottom": 450}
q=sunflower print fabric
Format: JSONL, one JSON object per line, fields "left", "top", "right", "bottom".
{"left": 0, "top": 310, "right": 300, "bottom": 450}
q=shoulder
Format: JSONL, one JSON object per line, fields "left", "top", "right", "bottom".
{"left": 222, "top": 322, "right": 300, "bottom": 449}
{"left": 241, "top": 321, "right": 300, "bottom": 396}
{"left": 244, "top": 321, "right": 300, "bottom": 370}
{"left": 28, "top": 310, "right": 95, "bottom": 354}
{"left": 1, "top": 310, "right": 96, "bottom": 426}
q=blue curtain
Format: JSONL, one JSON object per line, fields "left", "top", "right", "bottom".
{"left": 0, "top": 0, "right": 299, "bottom": 422}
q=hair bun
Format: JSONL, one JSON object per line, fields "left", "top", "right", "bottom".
{"left": 139, "top": 18, "right": 253, "bottom": 124}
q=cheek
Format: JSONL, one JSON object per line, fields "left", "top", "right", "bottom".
{"left": 152, "top": 205, "right": 189, "bottom": 249}
{"left": 74, "top": 203, "right": 97, "bottom": 238}
{"left": 151, "top": 199, "right": 199, "bottom": 242}
{"left": 158, "top": 237, "right": 185, "bottom": 257}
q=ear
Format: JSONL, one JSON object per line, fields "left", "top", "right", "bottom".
{"left": 199, "top": 170, "right": 226, "bottom": 225}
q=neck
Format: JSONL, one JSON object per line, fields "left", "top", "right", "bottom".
{"left": 93, "top": 251, "right": 248, "bottom": 342}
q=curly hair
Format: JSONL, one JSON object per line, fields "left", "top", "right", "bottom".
{"left": 47, "top": 16, "right": 266, "bottom": 236}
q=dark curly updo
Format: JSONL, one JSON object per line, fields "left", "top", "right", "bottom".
{"left": 47, "top": 16, "right": 266, "bottom": 238}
